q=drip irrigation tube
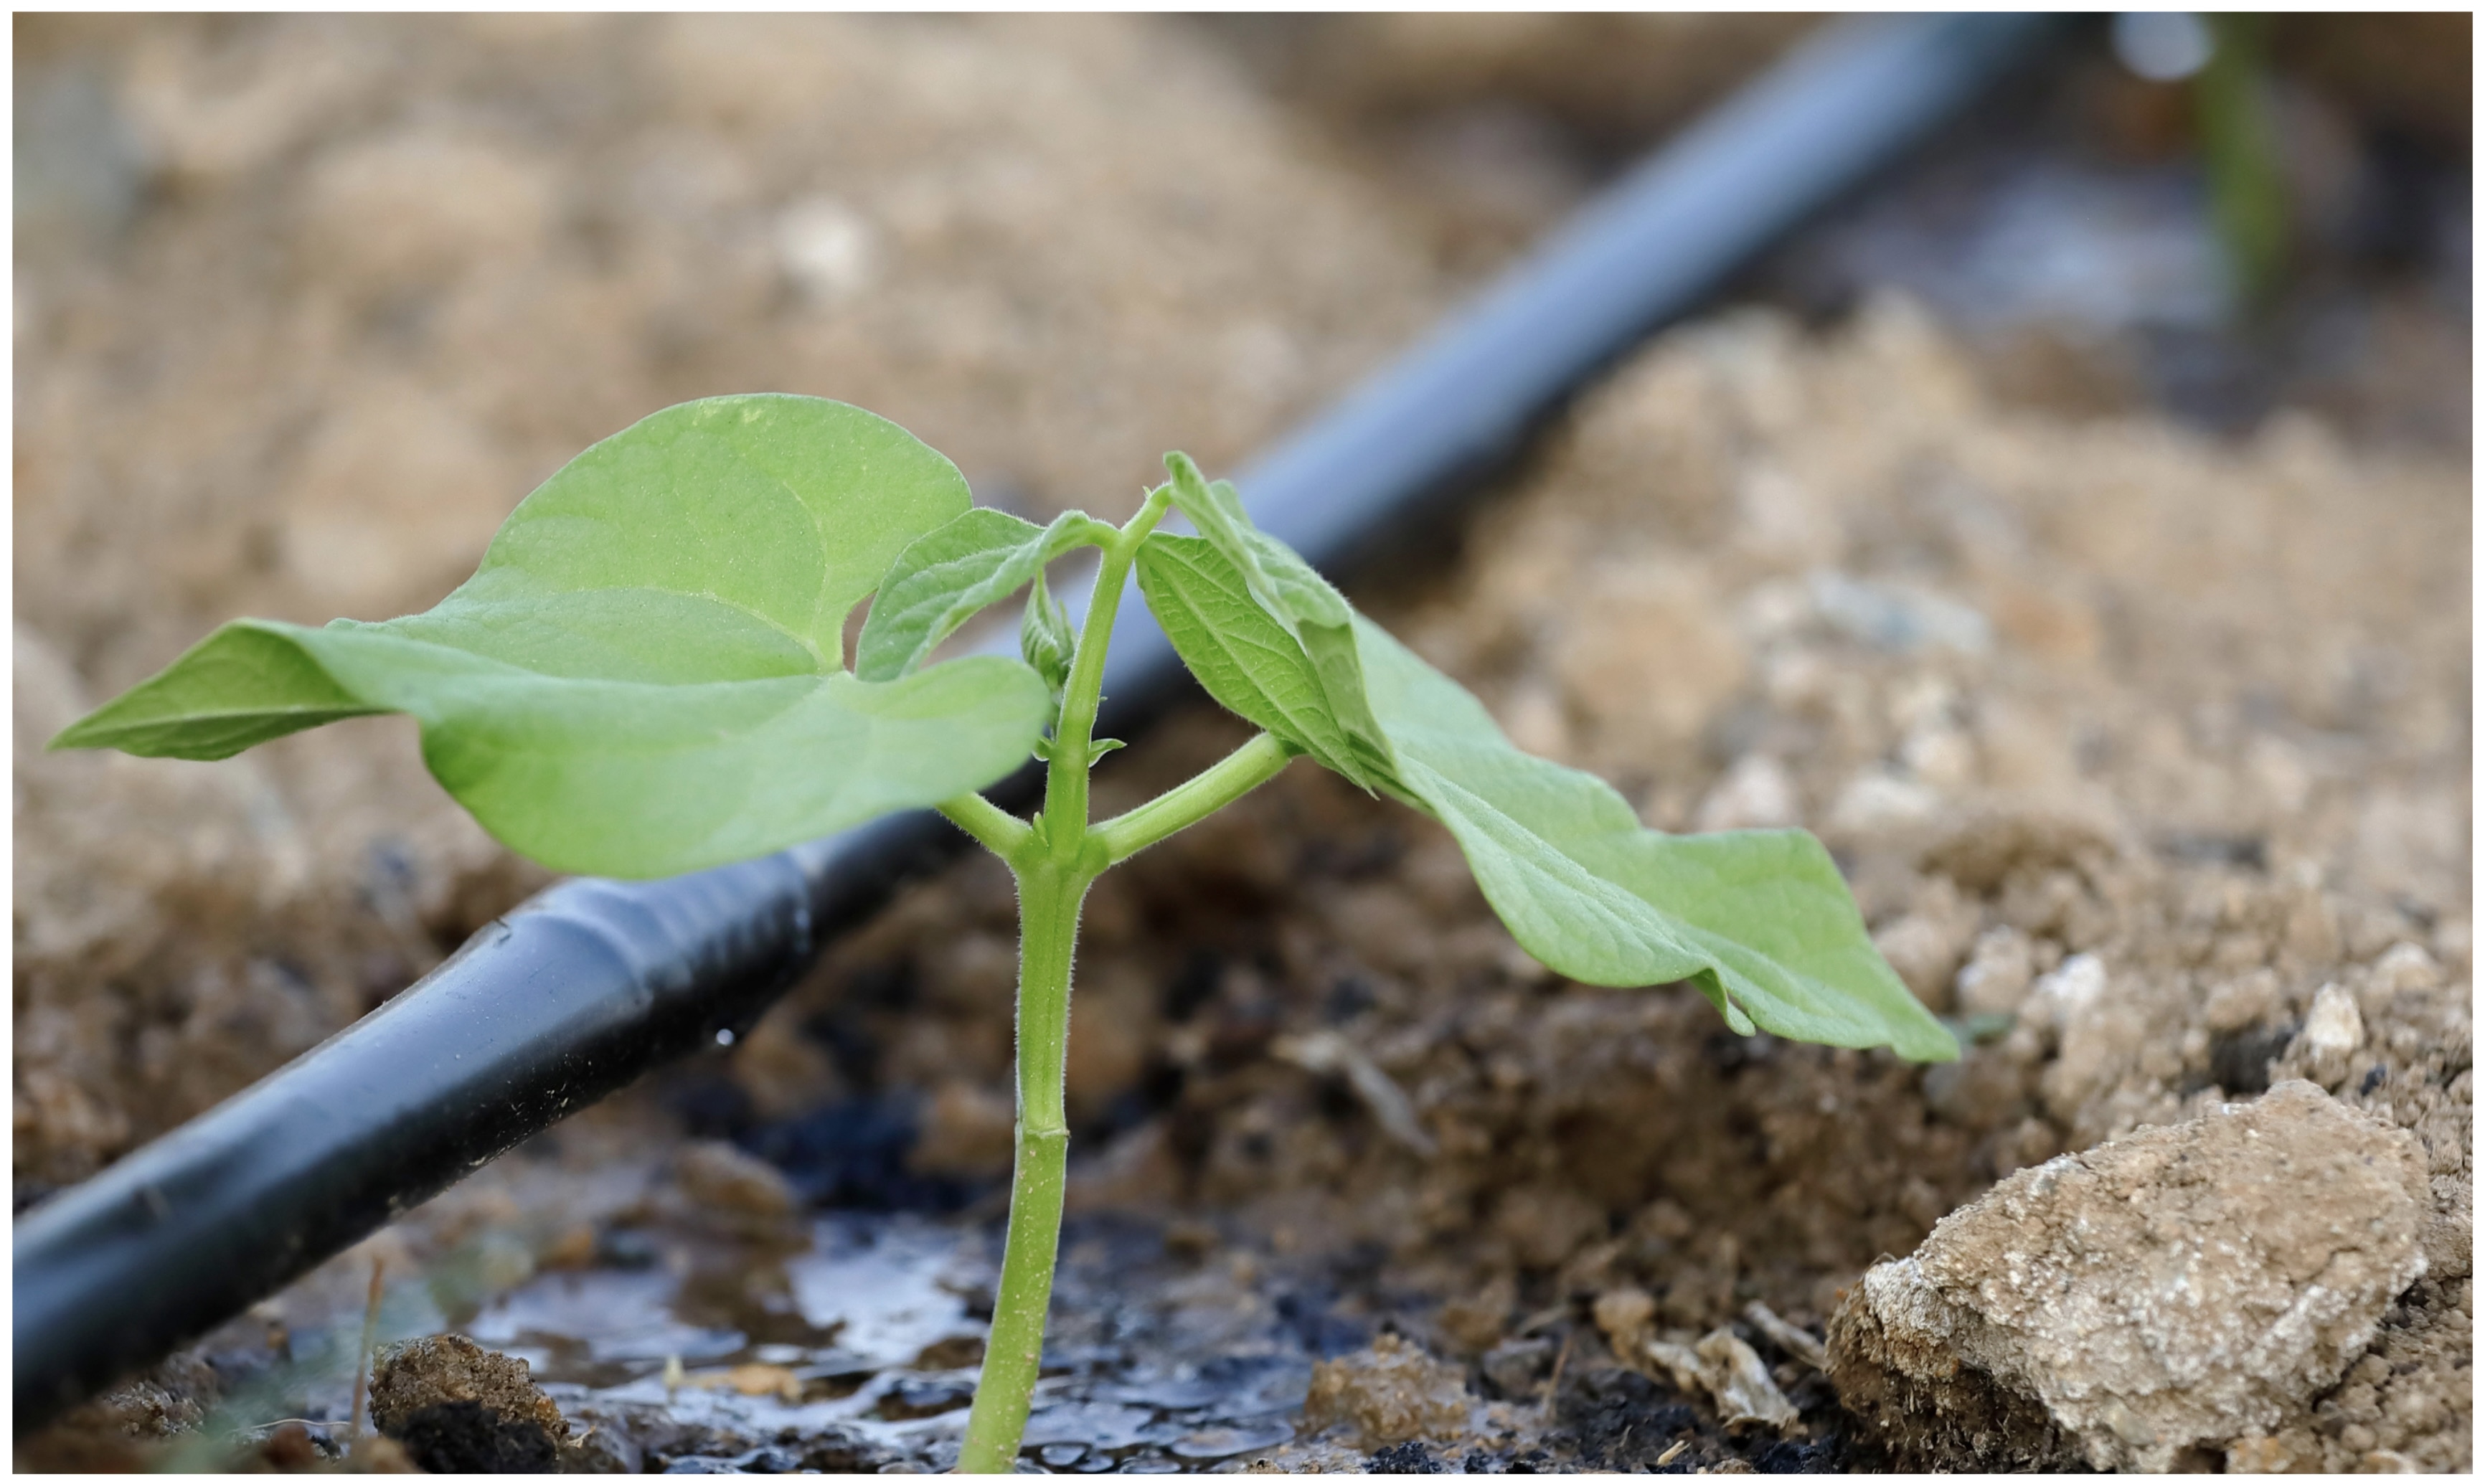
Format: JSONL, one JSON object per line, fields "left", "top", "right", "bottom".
{"left": 14, "top": 13, "right": 2062, "bottom": 1429}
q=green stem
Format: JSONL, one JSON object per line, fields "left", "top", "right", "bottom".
{"left": 2196, "top": 13, "right": 2286, "bottom": 311}
{"left": 1094, "top": 732, "right": 1295, "bottom": 865}
{"left": 956, "top": 859, "right": 1085, "bottom": 1473}
{"left": 938, "top": 791, "right": 1033, "bottom": 862}
{"left": 1039, "top": 485, "right": 1172, "bottom": 868}
{"left": 956, "top": 486, "right": 1171, "bottom": 1473}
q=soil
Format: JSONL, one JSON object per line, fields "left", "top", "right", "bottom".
{"left": 14, "top": 14, "right": 2471, "bottom": 1476}
{"left": 14, "top": 11, "right": 1458, "bottom": 1195}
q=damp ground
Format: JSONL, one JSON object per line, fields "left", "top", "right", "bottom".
{"left": 15, "top": 14, "right": 2472, "bottom": 1475}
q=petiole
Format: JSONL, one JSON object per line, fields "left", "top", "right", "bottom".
{"left": 1093, "top": 731, "right": 1296, "bottom": 866}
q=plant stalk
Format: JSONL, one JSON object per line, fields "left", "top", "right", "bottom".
{"left": 956, "top": 490, "right": 1170, "bottom": 1472}
{"left": 955, "top": 859, "right": 1087, "bottom": 1472}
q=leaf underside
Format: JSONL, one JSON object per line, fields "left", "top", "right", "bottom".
{"left": 1154, "top": 457, "right": 1393, "bottom": 788}
{"left": 1354, "top": 618, "right": 1956, "bottom": 1062}
{"left": 52, "top": 395, "right": 1054, "bottom": 878}
{"left": 1135, "top": 509, "right": 1954, "bottom": 1062}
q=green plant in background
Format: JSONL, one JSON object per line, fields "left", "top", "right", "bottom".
{"left": 2195, "top": 13, "right": 2288, "bottom": 311}
{"left": 56, "top": 394, "right": 1956, "bottom": 1471}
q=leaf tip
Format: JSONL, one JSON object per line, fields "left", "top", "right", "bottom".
{"left": 1162, "top": 450, "right": 1210, "bottom": 496}
{"left": 1907, "top": 1019, "right": 1966, "bottom": 1064}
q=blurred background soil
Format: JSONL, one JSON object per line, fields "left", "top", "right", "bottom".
{"left": 13, "top": 13, "right": 2471, "bottom": 1473}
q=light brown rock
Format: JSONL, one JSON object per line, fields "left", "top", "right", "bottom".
{"left": 369, "top": 1333, "right": 569, "bottom": 1441}
{"left": 1301, "top": 1335, "right": 1473, "bottom": 1445}
{"left": 1829, "top": 1081, "right": 2430, "bottom": 1470}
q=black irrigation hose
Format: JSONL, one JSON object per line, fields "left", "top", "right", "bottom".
{"left": 13, "top": 13, "right": 2062, "bottom": 1430}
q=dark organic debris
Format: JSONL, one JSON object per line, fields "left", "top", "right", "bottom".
{"left": 1369, "top": 1438, "right": 1451, "bottom": 1472}
{"left": 387, "top": 1398, "right": 560, "bottom": 1473}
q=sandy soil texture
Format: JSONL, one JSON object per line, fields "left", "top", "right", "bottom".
{"left": 14, "top": 13, "right": 2471, "bottom": 1475}
{"left": 757, "top": 300, "right": 2468, "bottom": 1470}
{"left": 14, "top": 12, "right": 1456, "bottom": 1188}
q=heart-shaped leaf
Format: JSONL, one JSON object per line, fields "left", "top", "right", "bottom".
{"left": 1353, "top": 618, "right": 1956, "bottom": 1061}
{"left": 52, "top": 395, "right": 1054, "bottom": 878}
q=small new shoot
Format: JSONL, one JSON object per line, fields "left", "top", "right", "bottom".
{"left": 55, "top": 397, "right": 1956, "bottom": 1471}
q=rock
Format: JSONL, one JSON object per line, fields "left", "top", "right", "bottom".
{"left": 1301, "top": 1335, "right": 1474, "bottom": 1445}
{"left": 2298, "top": 983, "right": 2367, "bottom": 1087}
{"left": 1827, "top": 1081, "right": 2430, "bottom": 1470}
{"left": 370, "top": 1334, "right": 570, "bottom": 1444}
{"left": 1826, "top": 771, "right": 1943, "bottom": 836}
{"left": 1591, "top": 1286, "right": 1657, "bottom": 1352}
{"left": 1953, "top": 926, "right": 2037, "bottom": 1019}
{"left": 1694, "top": 755, "right": 1798, "bottom": 832}
{"left": 2021, "top": 951, "right": 2106, "bottom": 1032}
{"left": 2368, "top": 942, "right": 2443, "bottom": 997}
{"left": 1871, "top": 879, "right": 1979, "bottom": 1012}
{"left": 1808, "top": 570, "right": 1991, "bottom": 656}
{"left": 2204, "top": 968, "right": 2283, "bottom": 1033}
{"left": 672, "top": 1140, "right": 797, "bottom": 1219}
{"left": 1435, "top": 1272, "right": 1516, "bottom": 1355}
{"left": 1479, "top": 1337, "right": 1556, "bottom": 1399}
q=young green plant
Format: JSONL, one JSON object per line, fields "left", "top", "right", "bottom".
{"left": 55, "top": 395, "right": 1956, "bottom": 1472}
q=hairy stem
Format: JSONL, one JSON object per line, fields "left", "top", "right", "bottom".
{"left": 1039, "top": 485, "right": 1172, "bottom": 866}
{"left": 938, "top": 790, "right": 1034, "bottom": 862}
{"left": 955, "top": 860, "right": 1085, "bottom": 1472}
{"left": 1095, "top": 731, "right": 1295, "bottom": 865}
{"left": 956, "top": 487, "right": 1171, "bottom": 1472}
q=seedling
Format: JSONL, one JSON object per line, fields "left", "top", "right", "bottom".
{"left": 56, "top": 395, "right": 1954, "bottom": 1470}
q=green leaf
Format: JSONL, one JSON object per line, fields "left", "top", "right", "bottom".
{"left": 1149, "top": 454, "right": 1395, "bottom": 789}
{"left": 480, "top": 393, "right": 976, "bottom": 662}
{"left": 1019, "top": 570, "right": 1076, "bottom": 705}
{"left": 1134, "top": 532, "right": 1378, "bottom": 788}
{"left": 52, "top": 395, "right": 1055, "bottom": 878}
{"left": 1354, "top": 618, "right": 1957, "bottom": 1062}
{"left": 47, "top": 622, "right": 390, "bottom": 759}
{"left": 855, "top": 508, "right": 1108, "bottom": 682}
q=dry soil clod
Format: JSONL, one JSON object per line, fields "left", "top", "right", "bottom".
{"left": 368, "top": 1333, "right": 575, "bottom": 1472}
{"left": 1828, "top": 1079, "right": 2433, "bottom": 1470}
{"left": 1301, "top": 1334, "right": 1476, "bottom": 1446}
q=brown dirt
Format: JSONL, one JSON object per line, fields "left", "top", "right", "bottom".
{"left": 368, "top": 1333, "right": 569, "bottom": 1442}
{"left": 766, "top": 298, "right": 2471, "bottom": 1468}
{"left": 14, "top": 11, "right": 1452, "bottom": 1190}
{"left": 13, "top": 14, "right": 2471, "bottom": 1475}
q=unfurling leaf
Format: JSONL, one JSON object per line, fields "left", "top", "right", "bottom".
{"left": 1135, "top": 533, "right": 1384, "bottom": 789}
{"left": 52, "top": 395, "right": 1054, "bottom": 878}
{"left": 1155, "top": 454, "right": 1394, "bottom": 789}
{"left": 857, "top": 507, "right": 1108, "bottom": 682}
{"left": 1019, "top": 571, "right": 1075, "bottom": 705}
